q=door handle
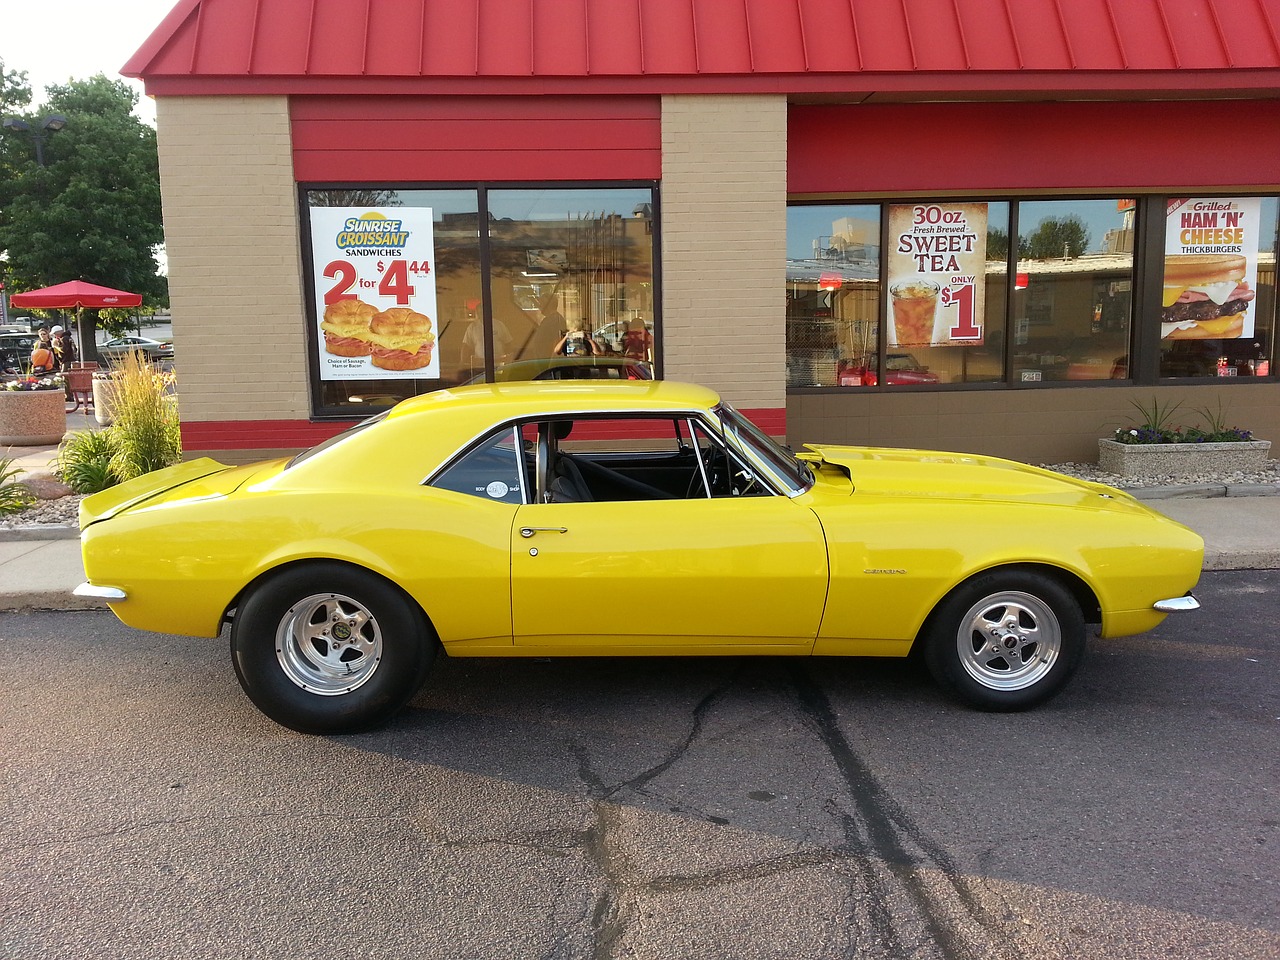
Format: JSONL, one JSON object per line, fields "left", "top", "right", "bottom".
{"left": 520, "top": 526, "right": 568, "bottom": 538}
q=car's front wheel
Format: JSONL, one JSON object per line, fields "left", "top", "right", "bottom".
{"left": 923, "top": 570, "right": 1085, "bottom": 711}
{"left": 230, "top": 563, "right": 436, "bottom": 733}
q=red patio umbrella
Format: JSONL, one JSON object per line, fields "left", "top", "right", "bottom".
{"left": 10, "top": 280, "right": 143, "bottom": 360}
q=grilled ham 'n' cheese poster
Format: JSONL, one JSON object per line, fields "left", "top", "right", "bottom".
{"left": 1163, "top": 198, "right": 1261, "bottom": 341}
{"left": 310, "top": 207, "right": 439, "bottom": 380}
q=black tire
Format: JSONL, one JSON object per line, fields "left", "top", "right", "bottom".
{"left": 230, "top": 562, "right": 436, "bottom": 734}
{"left": 923, "top": 570, "right": 1085, "bottom": 711}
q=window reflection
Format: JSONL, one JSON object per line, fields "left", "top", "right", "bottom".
{"left": 486, "top": 190, "right": 656, "bottom": 376}
{"left": 785, "top": 203, "right": 1009, "bottom": 387}
{"left": 1012, "top": 199, "right": 1134, "bottom": 382}
{"left": 786, "top": 205, "right": 881, "bottom": 387}
{"left": 307, "top": 187, "right": 658, "bottom": 412}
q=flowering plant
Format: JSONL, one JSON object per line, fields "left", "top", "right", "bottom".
{"left": 1111, "top": 397, "right": 1254, "bottom": 444}
{"left": 4, "top": 375, "right": 66, "bottom": 392}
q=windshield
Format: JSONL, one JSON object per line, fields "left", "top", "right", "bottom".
{"left": 714, "top": 402, "right": 813, "bottom": 494}
{"left": 286, "top": 412, "right": 388, "bottom": 469}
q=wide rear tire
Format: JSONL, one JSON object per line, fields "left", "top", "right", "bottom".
{"left": 231, "top": 563, "right": 435, "bottom": 734}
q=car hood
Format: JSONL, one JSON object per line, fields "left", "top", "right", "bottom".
{"left": 800, "top": 443, "right": 1131, "bottom": 506}
{"left": 79, "top": 458, "right": 273, "bottom": 529}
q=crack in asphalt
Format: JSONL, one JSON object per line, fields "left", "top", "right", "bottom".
{"left": 789, "top": 663, "right": 1024, "bottom": 960}
{"left": 571, "top": 674, "right": 741, "bottom": 958}
{"left": 418, "top": 662, "right": 1025, "bottom": 959}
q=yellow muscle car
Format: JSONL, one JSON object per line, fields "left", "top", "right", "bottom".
{"left": 75, "top": 381, "right": 1203, "bottom": 733}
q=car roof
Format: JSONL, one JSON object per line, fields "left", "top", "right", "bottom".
{"left": 279, "top": 380, "right": 725, "bottom": 488}
{"left": 395, "top": 379, "right": 718, "bottom": 418}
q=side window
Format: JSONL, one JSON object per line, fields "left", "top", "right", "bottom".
{"left": 540, "top": 416, "right": 773, "bottom": 503}
{"left": 690, "top": 420, "right": 772, "bottom": 498}
{"left": 431, "top": 426, "right": 527, "bottom": 504}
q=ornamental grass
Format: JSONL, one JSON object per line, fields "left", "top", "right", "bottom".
{"left": 0, "top": 456, "right": 36, "bottom": 515}
{"left": 106, "top": 350, "right": 181, "bottom": 482}
{"left": 55, "top": 351, "right": 182, "bottom": 493}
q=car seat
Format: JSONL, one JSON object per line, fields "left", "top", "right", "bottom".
{"left": 546, "top": 421, "right": 593, "bottom": 502}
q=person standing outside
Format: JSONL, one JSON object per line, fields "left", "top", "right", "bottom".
{"left": 51, "top": 325, "right": 78, "bottom": 371}
{"left": 30, "top": 327, "right": 57, "bottom": 375}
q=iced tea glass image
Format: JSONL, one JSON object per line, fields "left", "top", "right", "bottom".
{"left": 890, "top": 279, "right": 940, "bottom": 345}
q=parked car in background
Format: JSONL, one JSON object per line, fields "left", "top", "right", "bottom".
{"left": 0, "top": 332, "right": 37, "bottom": 374}
{"left": 838, "top": 353, "right": 941, "bottom": 386}
{"left": 76, "top": 379, "right": 1203, "bottom": 734}
{"left": 466, "top": 356, "right": 653, "bottom": 384}
{"left": 98, "top": 335, "right": 174, "bottom": 362}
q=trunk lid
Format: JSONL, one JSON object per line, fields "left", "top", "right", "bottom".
{"left": 78, "top": 458, "right": 264, "bottom": 529}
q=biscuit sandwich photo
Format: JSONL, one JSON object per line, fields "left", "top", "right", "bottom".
{"left": 368, "top": 307, "right": 435, "bottom": 370}
{"left": 321, "top": 299, "right": 379, "bottom": 356}
{"left": 1162, "top": 253, "right": 1255, "bottom": 340}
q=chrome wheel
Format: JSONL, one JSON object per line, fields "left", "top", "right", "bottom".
{"left": 275, "top": 592, "right": 384, "bottom": 696}
{"left": 955, "top": 590, "right": 1061, "bottom": 691}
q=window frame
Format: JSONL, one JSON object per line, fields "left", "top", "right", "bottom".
{"left": 786, "top": 192, "right": 1279, "bottom": 393}
{"left": 299, "top": 180, "right": 662, "bottom": 420}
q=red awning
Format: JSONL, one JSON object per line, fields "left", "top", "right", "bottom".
{"left": 10, "top": 281, "right": 143, "bottom": 310}
{"left": 123, "top": 0, "right": 1280, "bottom": 98}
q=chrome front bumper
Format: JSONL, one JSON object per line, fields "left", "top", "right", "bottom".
{"left": 1153, "top": 593, "right": 1200, "bottom": 613}
{"left": 74, "top": 582, "right": 127, "bottom": 602}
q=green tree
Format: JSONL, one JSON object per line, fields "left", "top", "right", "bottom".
{"left": 0, "top": 74, "right": 167, "bottom": 346}
{"left": 0, "top": 59, "right": 32, "bottom": 113}
{"left": 1020, "top": 215, "right": 1091, "bottom": 260}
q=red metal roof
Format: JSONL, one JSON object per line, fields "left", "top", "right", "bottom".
{"left": 125, "top": 0, "right": 1280, "bottom": 96}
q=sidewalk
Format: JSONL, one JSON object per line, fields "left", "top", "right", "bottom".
{"left": 3, "top": 422, "right": 1280, "bottom": 612}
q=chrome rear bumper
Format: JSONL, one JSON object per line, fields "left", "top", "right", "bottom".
{"left": 74, "top": 582, "right": 127, "bottom": 602}
{"left": 1153, "top": 593, "right": 1200, "bottom": 613}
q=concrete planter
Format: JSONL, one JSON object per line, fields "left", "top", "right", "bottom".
{"left": 0, "top": 388, "right": 67, "bottom": 446}
{"left": 1098, "top": 438, "right": 1272, "bottom": 478}
{"left": 92, "top": 378, "right": 118, "bottom": 426}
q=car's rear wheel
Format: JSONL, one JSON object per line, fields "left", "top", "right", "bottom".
{"left": 231, "top": 563, "right": 435, "bottom": 734}
{"left": 924, "top": 570, "right": 1085, "bottom": 711}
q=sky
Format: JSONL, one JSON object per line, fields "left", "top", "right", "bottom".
{"left": 2, "top": 0, "right": 178, "bottom": 126}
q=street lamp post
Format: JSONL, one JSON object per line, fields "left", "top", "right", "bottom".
{"left": 1, "top": 114, "right": 68, "bottom": 166}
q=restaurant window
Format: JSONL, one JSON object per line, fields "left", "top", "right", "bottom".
{"left": 1158, "top": 196, "right": 1277, "bottom": 379}
{"left": 788, "top": 194, "right": 1280, "bottom": 391}
{"left": 1012, "top": 199, "right": 1134, "bottom": 383}
{"left": 787, "top": 202, "right": 1009, "bottom": 387}
{"left": 302, "top": 184, "right": 658, "bottom": 417}
{"left": 487, "top": 189, "right": 657, "bottom": 373}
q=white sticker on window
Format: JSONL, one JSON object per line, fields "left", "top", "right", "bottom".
{"left": 486, "top": 480, "right": 510, "bottom": 499}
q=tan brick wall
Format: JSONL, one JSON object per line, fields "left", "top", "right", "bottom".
{"left": 787, "top": 382, "right": 1280, "bottom": 465}
{"left": 155, "top": 96, "right": 308, "bottom": 424}
{"left": 660, "top": 95, "right": 786, "bottom": 412}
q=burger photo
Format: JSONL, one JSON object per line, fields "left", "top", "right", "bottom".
{"left": 368, "top": 307, "right": 435, "bottom": 370}
{"left": 320, "top": 299, "right": 379, "bottom": 356}
{"left": 1161, "top": 253, "right": 1255, "bottom": 340}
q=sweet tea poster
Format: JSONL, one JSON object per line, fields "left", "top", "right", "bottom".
{"left": 887, "top": 203, "right": 988, "bottom": 348}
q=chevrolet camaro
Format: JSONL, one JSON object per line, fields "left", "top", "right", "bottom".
{"left": 76, "top": 381, "right": 1203, "bottom": 733}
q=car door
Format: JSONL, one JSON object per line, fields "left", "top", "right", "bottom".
{"left": 509, "top": 416, "right": 828, "bottom": 652}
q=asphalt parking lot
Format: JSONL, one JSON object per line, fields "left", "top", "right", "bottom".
{"left": 3, "top": 570, "right": 1277, "bottom": 960}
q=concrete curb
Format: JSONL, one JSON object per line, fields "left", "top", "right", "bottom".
{"left": 4, "top": 592, "right": 111, "bottom": 612}
{"left": 1130, "top": 483, "right": 1280, "bottom": 500}
{"left": 0, "top": 524, "right": 81, "bottom": 541}
{"left": 1203, "top": 550, "right": 1280, "bottom": 571}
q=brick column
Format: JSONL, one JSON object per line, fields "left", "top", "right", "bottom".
{"left": 155, "top": 96, "right": 309, "bottom": 426}
{"left": 660, "top": 94, "right": 787, "bottom": 417}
